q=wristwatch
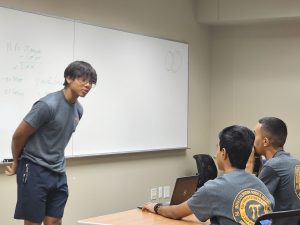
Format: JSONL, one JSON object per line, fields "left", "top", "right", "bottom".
{"left": 154, "top": 203, "right": 162, "bottom": 214}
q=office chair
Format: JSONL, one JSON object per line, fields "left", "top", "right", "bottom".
{"left": 254, "top": 209, "right": 300, "bottom": 225}
{"left": 193, "top": 154, "right": 218, "bottom": 188}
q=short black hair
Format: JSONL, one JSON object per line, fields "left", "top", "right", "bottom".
{"left": 219, "top": 125, "right": 255, "bottom": 169}
{"left": 258, "top": 117, "right": 287, "bottom": 148}
{"left": 63, "top": 61, "right": 97, "bottom": 87}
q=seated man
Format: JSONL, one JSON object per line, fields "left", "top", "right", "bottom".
{"left": 143, "top": 125, "right": 274, "bottom": 225}
{"left": 249, "top": 117, "right": 300, "bottom": 225}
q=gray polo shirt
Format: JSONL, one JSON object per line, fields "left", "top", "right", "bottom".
{"left": 188, "top": 170, "right": 274, "bottom": 225}
{"left": 259, "top": 150, "right": 300, "bottom": 225}
{"left": 21, "top": 90, "right": 83, "bottom": 173}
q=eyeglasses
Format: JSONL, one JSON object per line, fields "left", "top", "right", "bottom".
{"left": 76, "top": 77, "right": 96, "bottom": 88}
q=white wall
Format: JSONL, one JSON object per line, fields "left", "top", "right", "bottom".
{"left": 197, "top": 0, "right": 300, "bottom": 24}
{"left": 210, "top": 21, "right": 300, "bottom": 158}
{"left": 0, "top": 1, "right": 211, "bottom": 225}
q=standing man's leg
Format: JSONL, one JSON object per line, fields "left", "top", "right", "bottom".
{"left": 44, "top": 216, "right": 62, "bottom": 225}
{"left": 44, "top": 173, "right": 68, "bottom": 225}
{"left": 15, "top": 160, "right": 46, "bottom": 224}
{"left": 24, "top": 220, "right": 41, "bottom": 225}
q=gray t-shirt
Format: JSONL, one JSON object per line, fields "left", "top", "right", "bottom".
{"left": 21, "top": 90, "right": 83, "bottom": 173}
{"left": 187, "top": 170, "right": 274, "bottom": 225}
{"left": 259, "top": 150, "right": 300, "bottom": 225}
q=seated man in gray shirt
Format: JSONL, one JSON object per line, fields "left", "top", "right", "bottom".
{"left": 251, "top": 117, "right": 300, "bottom": 225}
{"left": 143, "top": 125, "right": 274, "bottom": 225}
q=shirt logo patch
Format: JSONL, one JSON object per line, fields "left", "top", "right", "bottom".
{"left": 232, "top": 189, "right": 272, "bottom": 225}
{"left": 294, "top": 165, "right": 300, "bottom": 199}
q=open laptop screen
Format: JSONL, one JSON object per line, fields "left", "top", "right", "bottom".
{"left": 170, "top": 175, "right": 199, "bottom": 205}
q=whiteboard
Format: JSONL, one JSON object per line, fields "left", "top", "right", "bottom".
{"left": 72, "top": 23, "right": 188, "bottom": 156}
{"left": 0, "top": 7, "right": 188, "bottom": 161}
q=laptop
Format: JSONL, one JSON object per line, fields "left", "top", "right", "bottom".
{"left": 169, "top": 175, "right": 199, "bottom": 205}
{"left": 138, "top": 175, "right": 199, "bottom": 209}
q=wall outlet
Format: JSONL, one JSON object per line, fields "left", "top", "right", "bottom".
{"left": 163, "top": 186, "right": 170, "bottom": 198}
{"left": 150, "top": 188, "right": 157, "bottom": 200}
{"left": 158, "top": 186, "right": 163, "bottom": 198}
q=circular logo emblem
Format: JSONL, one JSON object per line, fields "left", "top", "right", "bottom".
{"left": 232, "top": 189, "right": 272, "bottom": 225}
{"left": 294, "top": 165, "right": 300, "bottom": 199}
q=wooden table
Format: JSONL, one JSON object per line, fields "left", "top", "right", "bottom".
{"left": 78, "top": 209, "right": 210, "bottom": 225}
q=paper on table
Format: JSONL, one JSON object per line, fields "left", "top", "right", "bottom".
{"left": 77, "top": 220, "right": 112, "bottom": 225}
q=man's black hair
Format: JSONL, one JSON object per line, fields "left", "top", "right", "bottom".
{"left": 219, "top": 125, "right": 255, "bottom": 169}
{"left": 63, "top": 61, "right": 97, "bottom": 87}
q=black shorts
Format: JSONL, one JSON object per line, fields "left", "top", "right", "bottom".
{"left": 14, "top": 158, "right": 68, "bottom": 223}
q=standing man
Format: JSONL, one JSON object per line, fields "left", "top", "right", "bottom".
{"left": 253, "top": 117, "right": 300, "bottom": 225}
{"left": 5, "top": 61, "right": 97, "bottom": 225}
{"left": 143, "top": 125, "right": 274, "bottom": 225}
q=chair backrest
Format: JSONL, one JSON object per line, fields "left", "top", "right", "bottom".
{"left": 193, "top": 154, "right": 218, "bottom": 188}
{"left": 254, "top": 209, "right": 300, "bottom": 225}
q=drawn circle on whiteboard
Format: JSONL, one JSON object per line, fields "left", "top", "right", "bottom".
{"left": 165, "top": 50, "right": 183, "bottom": 73}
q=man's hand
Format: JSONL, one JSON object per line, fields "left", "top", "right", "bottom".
{"left": 245, "top": 148, "right": 255, "bottom": 174}
{"left": 5, "top": 161, "right": 18, "bottom": 176}
{"left": 142, "top": 202, "right": 156, "bottom": 213}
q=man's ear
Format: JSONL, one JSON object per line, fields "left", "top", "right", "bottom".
{"left": 65, "top": 76, "right": 73, "bottom": 85}
{"left": 221, "top": 148, "right": 227, "bottom": 159}
{"left": 263, "top": 137, "right": 271, "bottom": 147}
